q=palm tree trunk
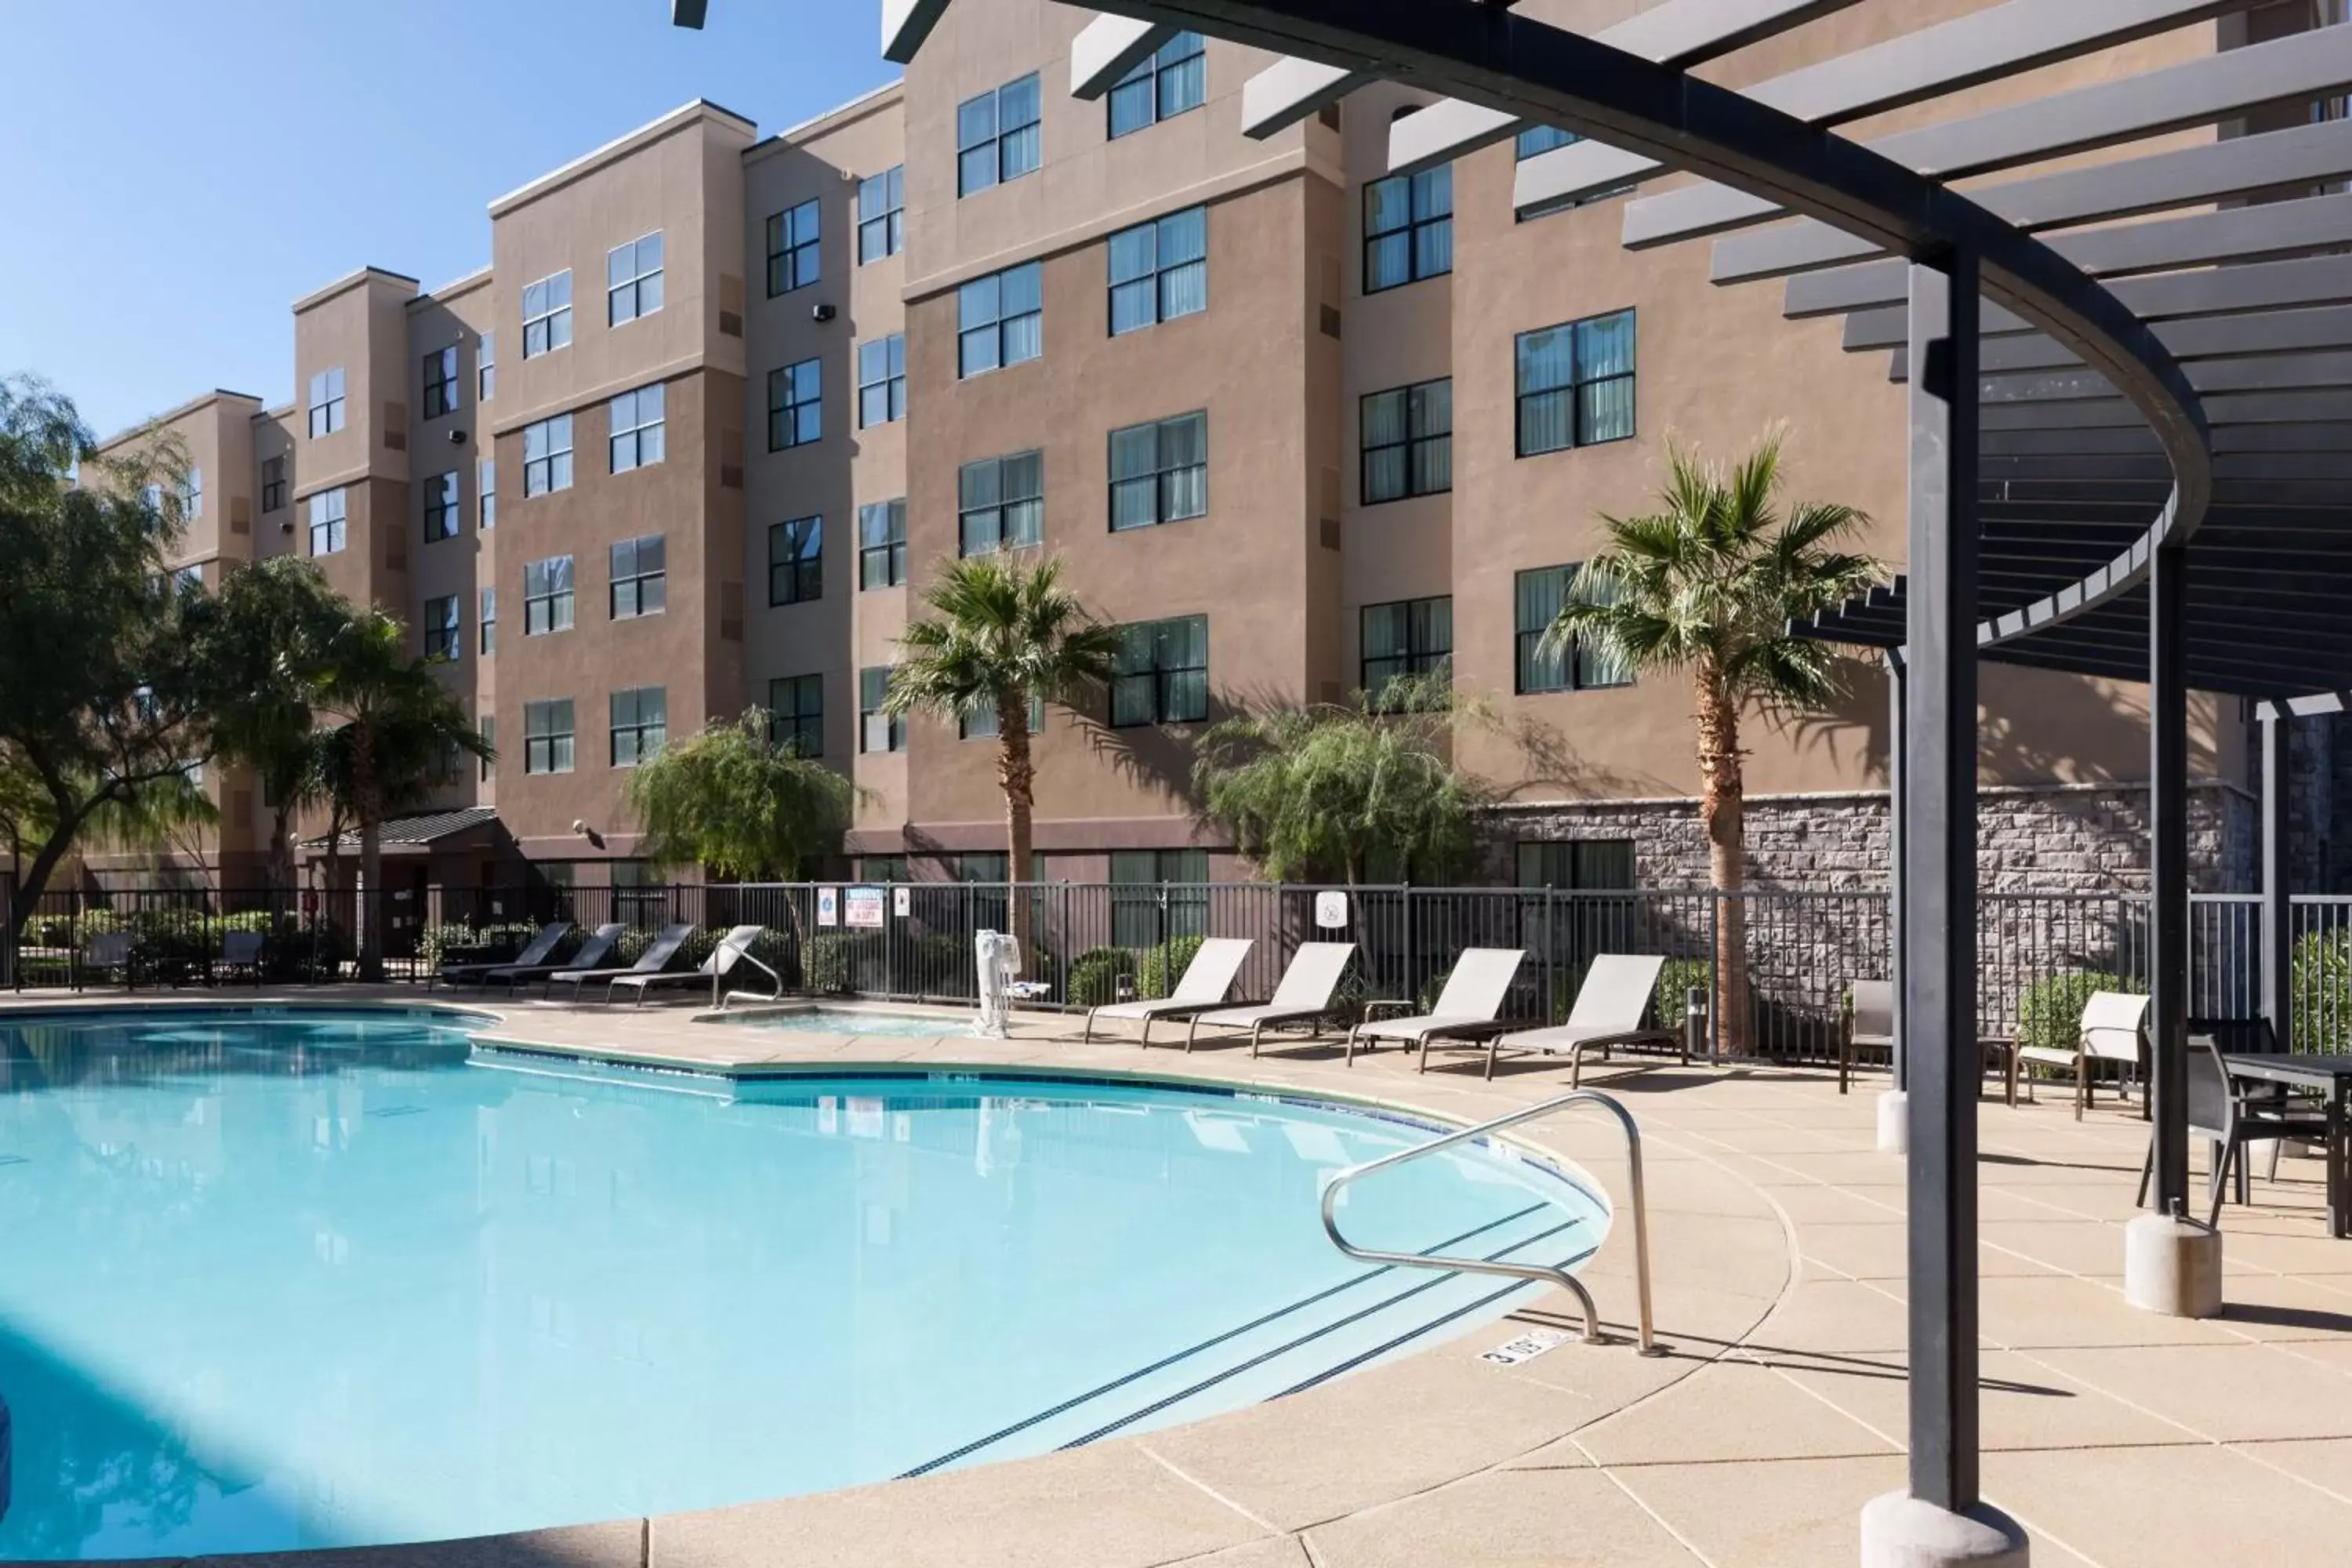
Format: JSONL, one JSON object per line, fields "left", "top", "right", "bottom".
{"left": 354, "top": 725, "right": 384, "bottom": 983}
{"left": 997, "top": 692, "right": 1036, "bottom": 956}
{"left": 1695, "top": 666, "right": 1752, "bottom": 1057}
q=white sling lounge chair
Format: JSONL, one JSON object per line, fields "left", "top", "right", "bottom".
{"left": 1481, "top": 953, "right": 1674, "bottom": 1084}
{"left": 548, "top": 922, "right": 694, "bottom": 1003}
{"left": 608, "top": 925, "right": 776, "bottom": 1007}
{"left": 1345, "top": 948, "right": 1526, "bottom": 1070}
{"left": 1183, "top": 942, "right": 1359, "bottom": 1055}
{"left": 1082, "top": 937, "right": 1254, "bottom": 1046}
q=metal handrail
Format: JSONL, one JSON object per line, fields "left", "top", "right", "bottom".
{"left": 714, "top": 949, "right": 782, "bottom": 1010}
{"left": 1319, "top": 1088, "right": 1663, "bottom": 1356}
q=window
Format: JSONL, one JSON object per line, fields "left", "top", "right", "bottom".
{"left": 1108, "top": 206, "right": 1207, "bottom": 334}
{"left": 478, "top": 457, "right": 496, "bottom": 529}
{"left": 173, "top": 564, "right": 201, "bottom": 593}
{"left": 478, "top": 715, "right": 496, "bottom": 782}
{"left": 1108, "top": 411, "right": 1207, "bottom": 531}
{"left": 957, "top": 73, "right": 1041, "bottom": 196}
{"left": 307, "top": 486, "right": 346, "bottom": 555}
{"left": 1515, "top": 125, "right": 1578, "bottom": 160}
{"left": 1109, "top": 615, "right": 1208, "bottom": 726}
{"left": 307, "top": 368, "right": 345, "bottom": 437}
{"left": 961, "top": 689, "right": 1044, "bottom": 741}
{"left": 957, "top": 262, "right": 1042, "bottom": 377}
{"left": 261, "top": 456, "right": 286, "bottom": 514}
{"left": 959, "top": 451, "right": 1044, "bottom": 555}
{"left": 859, "top": 499, "right": 906, "bottom": 589}
{"left": 524, "top": 699, "right": 575, "bottom": 775}
{"left": 423, "top": 346, "right": 459, "bottom": 419}
{"left": 769, "top": 515, "right": 823, "bottom": 605}
{"left": 1361, "top": 379, "right": 1452, "bottom": 503}
{"left": 608, "top": 233, "right": 663, "bottom": 325}
{"left": 480, "top": 587, "right": 497, "bottom": 656}
{"left": 178, "top": 468, "right": 203, "bottom": 521}
{"left": 523, "top": 556, "right": 575, "bottom": 634}
{"left": 422, "top": 593, "right": 460, "bottom": 662}
{"left": 1515, "top": 564, "right": 1631, "bottom": 693}
{"left": 766, "top": 201, "right": 819, "bottom": 296}
{"left": 609, "top": 535, "right": 666, "bottom": 619}
{"left": 862, "top": 855, "right": 909, "bottom": 883}
{"left": 770, "top": 673, "right": 823, "bottom": 757}
{"left": 523, "top": 413, "right": 574, "bottom": 495}
{"left": 858, "top": 165, "right": 904, "bottom": 263}
{"left": 768, "top": 358, "right": 822, "bottom": 450}
{"left": 1111, "top": 848, "right": 1209, "bottom": 947}
{"left": 477, "top": 332, "right": 495, "bottom": 401}
{"left": 860, "top": 666, "right": 906, "bottom": 753}
{"left": 1109, "top": 30, "right": 1206, "bottom": 138}
{"left": 1516, "top": 309, "right": 1637, "bottom": 456}
{"left": 419, "top": 470, "right": 459, "bottom": 541}
{"left": 609, "top": 686, "right": 666, "bottom": 768}
{"left": 1516, "top": 840, "right": 1635, "bottom": 890}
{"left": 858, "top": 334, "right": 906, "bottom": 427}
{"left": 1363, "top": 167, "right": 1452, "bottom": 292}
{"left": 522, "top": 270, "right": 573, "bottom": 357}
{"left": 608, "top": 383, "right": 666, "bottom": 472}
{"left": 1361, "top": 597, "right": 1452, "bottom": 702}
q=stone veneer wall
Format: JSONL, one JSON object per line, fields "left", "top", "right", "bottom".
{"left": 1486, "top": 780, "right": 2259, "bottom": 894}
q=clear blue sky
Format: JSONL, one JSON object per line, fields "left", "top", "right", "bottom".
{"left": 1, "top": 0, "right": 896, "bottom": 441}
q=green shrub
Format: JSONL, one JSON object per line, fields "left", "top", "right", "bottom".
{"left": 2292, "top": 928, "right": 2352, "bottom": 1054}
{"left": 2016, "top": 970, "right": 2140, "bottom": 1054}
{"left": 1656, "top": 956, "right": 1713, "bottom": 1025}
{"left": 1137, "top": 933, "right": 1207, "bottom": 1001}
{"left": 804, "top": 932, "right": 879, "bottom": 994}
{"left": 1068, "top": 946, "right": 1137, "bottom": 1007}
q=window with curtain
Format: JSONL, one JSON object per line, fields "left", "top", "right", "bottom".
{"left": 958, "top": 262, "right": 1043, "bottom": 376}
{"left": 957, "top": 74, "right": 1042, "bottom": 196}
{"left": 858, "top": 333, "right": 906, "bottom": 427}
{"left": 859, "top": 499, "right": 907, "bottom": 589}
{"left": 769, "top": 516, "right": 822, "bottom": 605}
{"left": 1515, "top": 309, "right": 1636, "bottom": 456}
{"left": 1363, "top": 166, "right": 1452, "bottom": 292}
{"left": 1515, "top": 125, "right": 1578, "bottom": 159}
{"left": 522, "top": 270, "right": 572, "bottom": 357}
{"left": 609, "top": 535, "right": 666, "bottom": 619}
{"left": 959, "top": 451, "right": 1044, "bottom": 555}
{"left": 961, "top": 689, "right": 1044, "bottom": 740}
{"left": 860, "top": 666, "right": 906, "bottom": 753}
{"left": 1109, "top": 615, "right": 1209, "bottom": 726}
{"left": 523, "top": 556, "right": 574, "bottom": 635}
{"left": 1110, "top": 848, "right": 1210, "bottom": 946}
{"left": 1359, "top": 378, "right": 1451, "bottom": 504}
{"left": 858, "top": 165, "right": 904, "bottom": 262}
{"left": 523, "top": 699, "right": 575, "bottom": 775}
{"left": 1108, "top": 411, "right": 1207, "bottom": 531}
{"left": 608, "top": 383, "right": 666, "bottom": 472}
{"left": 523, "top": 413, "right": 573, "bottom": 495}
{"left": 421, "top": 595, "right": 460, "bottom": 662}
{"left": 479, "top": 587, "right": 496, "bottom": 656}
{"left": 1108, "top": 206, "right": 1207, "bottom": 334}
{"left": 1109, "top": 30, "right": 1206, "bottom": 137}
{"left": 1515, "top": 564, "right": 1632, "bottom": 693}
{"left": 1360, "top": 597, "right": 1453, "bottom": 703}
{"left": 608, "top": 686, "right": 667, "bottom": 768}
{"left": 307, "top": 486, "right": 345, "bottom": 555}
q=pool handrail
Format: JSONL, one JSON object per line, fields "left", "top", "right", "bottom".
{"left": 1318, "top": 1087, "right": 1663, "bottom": 1356}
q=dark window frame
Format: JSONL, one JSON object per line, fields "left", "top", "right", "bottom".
{"left": 858, "top": 333, "right": 906, "bottom": 427}
{"left": 1108, "top": 411, "right": 1208, "bottom": 532}
{"left": 1109, "top": 614, "right": 1209, "bottom": 728}
{"left": 523, "top": 698, "right": 575, "bottom": 775}
{"left": 421, "top": 593, "right": 461, "bottom": 663}
{"left": 766, "top": 200, "right": 821, "bottom": 296}
{"left": 768, "top": 358, "right": 822, "bottom": 451}
{"left": 1108, "top": 30, "right": 1206, "bottom": 139}
{"left": 260, "top": 456, "right": 286, "bottom": 514}
{"left": 522, "top": 412, "right": 574, "bottom": 496}
{"left": 1360, "top": 596, "right": 1454, "bottom": 702}
{"left": 857, "top": 165, "right": 905, "bottom": 263}
{"left": 858, "top": 499, "right": 907, "bottom": 590}
{"left": 957, "top": 262, "right": 1043, "bottom": 378}
{"left": 859, "top": 666, "right": 907, "bottom": 753}
{"left": 521, "top": 270, "right": 573, "bottom": 358}
{"left": 479, "top": 586, "right": 497, "bottom": 657}
{"left": 1359, "top": 378, "right": 1453, "bottom": 505}
{"left": 1515, "top": 839, "right": 1636, "bottom": 891}
{"left": 956, "top": 73, "right": 1042, "bottom": 198}
{"left": 1514, "top": 563, "right": 1633, "bottom": 694}
{"left": 1515, "top": 308, "right": 1639, "bottom": 458}
{"left": 608, "top": 685, "right": 667, "bottom": 768}
{"left": 423, "top": 470, "right": 460, "bottom": 541}
{"left": 607, "top": 232, "right": 665, "bottom": 326}
{"left": 522, "top": 554, "right": 575, "bottom": 636}
{"left": 1107, "top": 206, "right": 1208, "bottom": 336}
{"left": 422, "top": 346, "right": 459, "bottom": 419}
{"left": 1363, "top": 167, "right": 1453, "bottom": 294}
{"left": 958, "top": 450, "right": 1044, "bottom": 556}
{"left": 770, "top": 673, "right": 824, "bottom": 758}
{"left": 768, "top": 515, "right": 823, "bottom": 606}
{"left": 608, "top": 534, "right": 666, "bottom": 620}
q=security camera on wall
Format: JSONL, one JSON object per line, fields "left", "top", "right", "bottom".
{"left": 811, "top": 303, "right": 837, "bottom": 323}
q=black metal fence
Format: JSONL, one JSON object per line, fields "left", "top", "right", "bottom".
{"left": 4, "top": 876, "right": 2334, "bottom": 1062}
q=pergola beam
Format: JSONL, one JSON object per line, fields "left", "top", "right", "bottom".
{"left": 1071, "top": 15, "right": 1178, "bottom": 99}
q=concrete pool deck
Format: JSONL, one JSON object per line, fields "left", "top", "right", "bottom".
{"left": 7, "top": 987, "right": 2352, "bottom": 1567}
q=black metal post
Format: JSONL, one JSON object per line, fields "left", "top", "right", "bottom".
{"left": 2262, "top": 713, "right": 2294, "bottom": 1051}
{"left": 1904, "top": 249, "right": 1981, "bottom": 1516}
{"left": 2149, "top": 543, "right": 2190, "bottom": 1213}
{"left": 1886, "top": 645, "right": 1907, "bottom": 1092}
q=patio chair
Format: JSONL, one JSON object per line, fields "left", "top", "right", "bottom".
{"left": 78, "top": 931, "right": 135, "bottom": 990}
{"left": 216, "top": 929, "right": 267, "bottom": 987}
{"left": 439, "top": 921, "right": 569, "bottom": 989}
{"left": 1838, "top": 979, "right": 1896, "bottom": 1095}
{"left": 2010, "top": 990, "right": 2150, "bottom": 1120}
{"left": 607, "top": 925, "right": 777, "bottom": 1007}
{"left": 1081, "top": 938, "right": 1254, "bottom": 1046}
{"left": 1345, "top": 948, "right": 1526, "bottom": 1071}
{"left": 1481, "top": 953, "right": 1675, "bottom": 1085}
{"left": 547, "top": 922, "right": 694, "bottom": 1003}
{"left": 2135, "top": 1032, "right": 2329, "bottom": 1228}
{"left": 481, "top": 923, "right": 624, "bottom": 993}
{"left": 1182, "top": 942, "right": 1359, "bottom": 1056}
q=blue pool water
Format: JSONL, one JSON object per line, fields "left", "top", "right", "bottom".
{"left": 0, "top": 1007, "right": 1607, "bottom": 1560}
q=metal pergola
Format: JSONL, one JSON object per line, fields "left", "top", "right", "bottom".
{"left": 756, "top": 0, "right": 2352, "bottom": 1557}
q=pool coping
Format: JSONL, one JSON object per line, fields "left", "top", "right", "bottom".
{"left": 0, "top": 991, "right": 1797, "bottom": 1568}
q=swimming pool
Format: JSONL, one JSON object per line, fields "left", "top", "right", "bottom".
{"left": 0, "top": 1006, "right": 1608, "bottom": 1559}
{"left": 707, "top": 1004, "right": 978, "bottom": 1036}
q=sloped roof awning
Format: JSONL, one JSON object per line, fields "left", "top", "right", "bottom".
{"left": 301, "top": 807, "right": 503, "bottom": 855}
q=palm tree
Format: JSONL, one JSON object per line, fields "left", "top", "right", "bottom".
{"left": 883, "top": 554, "right": 1124, "bottom": 949}
{"left": 1545, "top": 434, "right": 1878, "bottom": 1056}
{"left": 314, "top": 612, "right": 491, "bottom": 981}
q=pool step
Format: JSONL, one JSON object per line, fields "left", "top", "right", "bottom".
{"left": 900, "top": 1202, "right": 1595, "bottom": 1476}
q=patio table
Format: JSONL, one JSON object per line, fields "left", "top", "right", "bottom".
{"left": 2223, "top": 1054, "right": 2352, "bottom": 1237}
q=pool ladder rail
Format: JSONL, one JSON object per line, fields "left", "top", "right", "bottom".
{"left": 1319, "top": 1089, "right": 1665, "bottom": 1357}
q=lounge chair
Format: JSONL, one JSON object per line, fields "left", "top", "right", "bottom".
{"left": 1183, "top": 942, "right": 1359, "bottom": 1056}
{"left": 482, "top": 923, "right": 624, "bottom": 993}
{"left": 1838, "top": 979, "right": 1896, "bottom": 1094}
{"left": 1345, "top": 948, "right": 1526, "bottom": 1071}
{"left": 440, "top": 921, "right": 569, "bottom": 989}
{"left": 547, "top": 922, "right": 694, "bottom": 1003}
{"left": 216, "top": 929, "right": 267, "bottom": 986}
{"left": 607, "top": 925, "right": 776, "bottom": 1007}
{"left": 78, "top": 931, "right": 135, "bottom": 990}
{"left": 1482, "top": 953, "right": 1675, "bottom": 1085}
{"left": 2007, "top": 989, "right": 2150, "bottom": 1119}
{"left": 1082, "top": 938, "right": 1254, "bottom": 1046}
{"left": 2135, "top": 1030, "right": 2329, "bottom": 1228}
